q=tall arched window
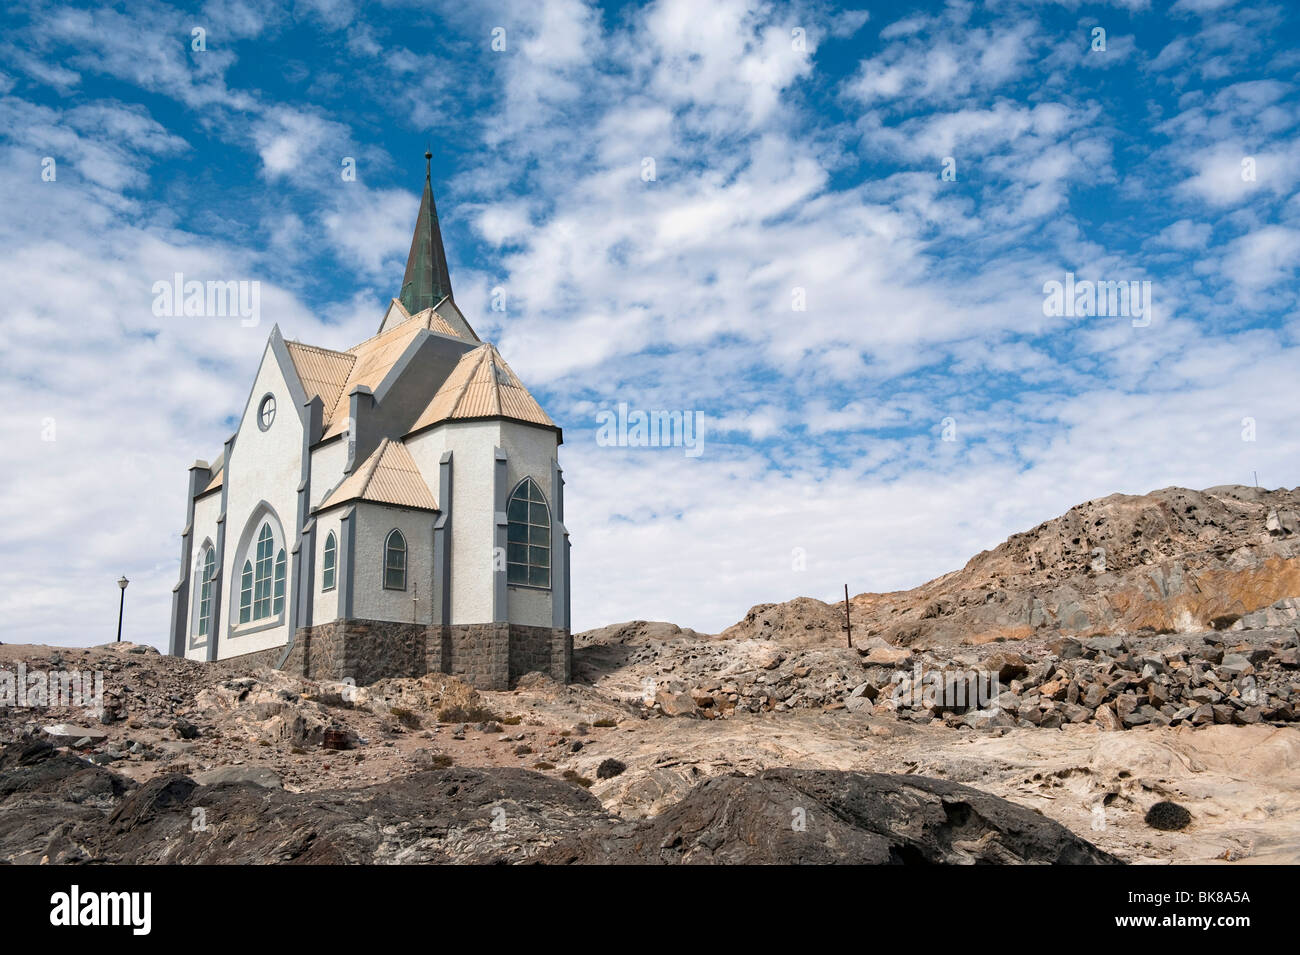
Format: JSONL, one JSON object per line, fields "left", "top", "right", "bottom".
{"left": 322, "top": 532, "right": 337, "bottom": 591}
{"left": 196, "top": 547, "right": 215, "bottom": 637}
{"left": 384, "top": 529, "right": 406, "bottom": 590}
{"left": 507, "top": 477, "right": 550, "bottom": 588}
{"left": 253, "top": 524, "right": 274, "bottom": 619}
{"left": 273, "top": 547, "right": 286, "bottom": 615}
{"left": 239, "top": 560, "right": 253, "bottom": 623}
{"left": 238, "top": 521, "right": 287, "bottom": 624}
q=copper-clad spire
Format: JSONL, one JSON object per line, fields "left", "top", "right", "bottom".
{"left": 399, "top": 151, "right": 453, "bottom": 313}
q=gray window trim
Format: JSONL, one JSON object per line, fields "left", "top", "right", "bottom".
{"left": 322, "top": 530, "right": 337, "bottom": 592}
{"left": 229, "top": 504, "right": 287, "bottom": 631}
{"left": 256, "top": 392, "right": 276, "bottom": 431}
{"left": 383, "top": 528, "right": 407, "bottom": 591}
{"left": 506, "top": 476, "right": 551, "bottom": 591}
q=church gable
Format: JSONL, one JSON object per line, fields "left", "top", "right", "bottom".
{"left": 236, "top": 326, "right": 309, "bottom": 440}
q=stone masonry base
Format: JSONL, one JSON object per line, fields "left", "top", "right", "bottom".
{"left": 274, "top": 619, "right": 571, "bottom": 690}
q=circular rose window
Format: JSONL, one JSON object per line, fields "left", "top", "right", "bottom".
{"left": 258, "top": 394, "right": 276, "bottom": 431}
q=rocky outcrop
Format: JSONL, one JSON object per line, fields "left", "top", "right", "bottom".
{"left": 537, "top": 768, "right": 1119, "bottom": 864}
{"left": 723, "top": 486, "right": 1300, "bottom": 648}
{"left": 0, "top": 738, "right": 608, "bottom": 864}
{"left": 0, "top": 741, "right": 1114, "bottom": 865}
{"left": 877, "top": 628, "right": 1300, "bottom": 730}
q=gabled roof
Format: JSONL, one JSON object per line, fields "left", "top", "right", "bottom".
{"left": 407, "top": 343, "right": 555, "bottom": 434}
{"left": 284, "top": 341, "right": 356, "bottom": 414}
{"left": 312, "top": 309, "right": 467, "bottom": 440}
{"left": 316, "top": 438, "right": 437, "bottom": 513}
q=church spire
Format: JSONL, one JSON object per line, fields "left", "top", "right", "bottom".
{"left": 399, "top": 151, "right": 454, "bottom": 314}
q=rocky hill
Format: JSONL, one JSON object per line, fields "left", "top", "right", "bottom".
{"left": 724, "top": 485, "right": 1300, "bottom": 648}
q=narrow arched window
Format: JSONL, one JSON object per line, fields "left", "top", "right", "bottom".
{"left": 273, "top": 548, "right": 286, "bottom": 615}
{"left": 239, "top": 560, "right": 253, "bottom": 623}
{"left": 384, "top": 529, "right": 406, "bottom": 590}
{"left": 196, "top": 547, "right": 215, "bottom": 637}
{"left": 507, "top": 477, "right": 550, "bottom": 588}
{"left": 253, "top": 523, "right": 274, "bottom": 619}
{"left": 322, "top": 532, "right": 337, "bottom": 591}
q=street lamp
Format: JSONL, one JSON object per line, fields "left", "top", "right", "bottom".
{"left": 116, "top": 576, "right": 129, "bottom": 643}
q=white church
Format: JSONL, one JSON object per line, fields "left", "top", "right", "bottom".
{"left": 168, "top": 154, "right": 571, "bottom": 689}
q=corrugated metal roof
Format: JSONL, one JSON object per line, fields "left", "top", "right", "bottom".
{"left": 316, "top": 438, "right": 437, "bottom": 512}
{"left": 200, "top": 467, "right": 223, "bottom": 496}
{"left": 285, "top": 341, "right": 356, "bottom": 414}
{"left": 407, "top": 343, "right": 554, "bottom": 434}
{"left": 317, "top": 310, "right": 466, "bottom": 440}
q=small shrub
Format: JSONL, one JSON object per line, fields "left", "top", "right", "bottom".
{"left": 596, "top": 758, "right": 626, "bottom": 779}
{"left": 501, "top": 715, "right": 522, "bottom": 726}
{"left": 592, "top": 718, "right": 617, "bottom": 728}
{"left": 389, "top": 706, "right": 422, "bottom": 729}
{"left": 1145, "top": 800, "right": 1192, "bottom": 831}
{"left": 429, "top": 753, "right": 454, "bottom": 769}
{"left": 435, "top": 702, "right": 497, "bottom": 723}
{"left": 533, "top": 761, "right": 555, "bottom": 770}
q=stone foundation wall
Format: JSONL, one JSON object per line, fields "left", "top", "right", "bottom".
{"left": 550, "top": 627, "right": 573, "bottom": 684}
{"left": 210, "top": 645, "right": 286, "bottom": 676}
{"left": 509, "top": 625, "right": 572, "bottom": 684}
{"left": 247, "top": 619, "right": 568, "bottom": 689}
{"left": 442, "top": 623, "right": 510, "bottom": 690}
{"left": 285, "top": 620, "right": 427, "bottom": 685}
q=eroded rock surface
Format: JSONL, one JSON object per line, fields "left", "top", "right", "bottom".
{"left": 0, "top": 740, "right": 1113, "bottom": 865}
{"left": 538, "top": 768, "right": 1119, "bottom": 864}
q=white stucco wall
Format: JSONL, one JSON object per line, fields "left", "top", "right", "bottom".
{"left": 500, "top": 421, "right": 561, "bottom": 628}
{"left": 218, "top": 341, "right": 304, "bottom": 659}
{"left": 407, "top": 422, "right": 496, "bottom": 624}
{"left": 309, "top": 438, "right": 348, "bottom": 509}
{"left": 311, "top": 510, "right": 342, "bottom": 625}
{"left": 350, "top": 503, "right": 435, "bottom": 623}
{"left": 184, "top": 489, "right": 223, "bottom": 661}
{"left": 405, "top": 420, "right": 561, "bottom": 627}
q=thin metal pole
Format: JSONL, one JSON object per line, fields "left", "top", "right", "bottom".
{"left": 844, "top": 583, "right": 852, "bottom": 649}
{"left": 116, "top": 587, "right": 126, "bottom": 642}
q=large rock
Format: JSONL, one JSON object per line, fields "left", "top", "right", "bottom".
{"left": 42, "top": 724, "right": 107, "bottom": 746}
{"left": 192, "top": 766, "right": 283, "bottom": 789}
{"left": 655, "top": 686, "right": 700, "bottom": 718}
{"left": 537, "top": 769, "right": 1119, "bottom": 865}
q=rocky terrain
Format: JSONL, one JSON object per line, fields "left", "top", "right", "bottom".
{"left": 725, "top": 485, "right": 1300, "bottom": 647}
{"left": 2, "top": 483, "right": 1299, "bottom": 864}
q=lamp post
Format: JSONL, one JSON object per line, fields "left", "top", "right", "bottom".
{"left": 116, "top": 576, "right": 129, "bottom": 642}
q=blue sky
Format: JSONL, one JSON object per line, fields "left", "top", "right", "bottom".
{"left": 2, "top": 0, "right": 1299, "bottom": 647}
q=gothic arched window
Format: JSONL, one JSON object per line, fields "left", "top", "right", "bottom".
{"left": 253, "top": 523, "right": 275, "bottom": 619}
{"left": 236, "top": 520, "right": 286, "bottom": 624}
{"left": 384, "top": 529, "right": 406, "bottom": 590}
{"left": 196, "top": 547, "right": 215, "bottom": 637}
{"left": 507, "top": 477, "right": 550, "bottom": 588}
{"left": 322, "top": 532, "right": 337, "bottom": 591}
{"left": 239, "top": 560, "right": 253, "bottom": 623}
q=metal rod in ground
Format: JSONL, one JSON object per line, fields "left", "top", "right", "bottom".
{"left": 844, "top": 583, "right": 852, "bottom": 649}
